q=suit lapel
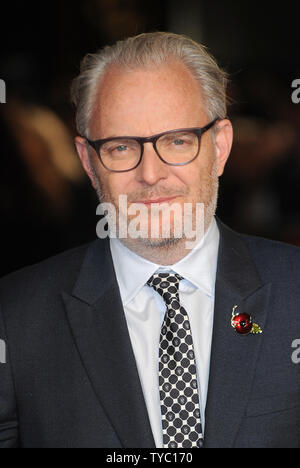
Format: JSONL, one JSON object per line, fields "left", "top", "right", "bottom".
{"left": 204, "top": 221, "right": 272, "bottom": 447}
{"left": 62, "top": 238, "right": 155, "bottom": 448}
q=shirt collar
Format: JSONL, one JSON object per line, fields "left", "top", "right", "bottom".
{"left": 109, "top": 217, "right": 220, "bottom": 306}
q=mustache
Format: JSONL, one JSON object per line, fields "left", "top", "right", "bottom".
{"left": 126, "top": 187, "right": 189, "bottom": 203}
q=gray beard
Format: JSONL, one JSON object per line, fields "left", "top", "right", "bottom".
{"left": 91, "top": 159, "right": 219, "bottom": 250}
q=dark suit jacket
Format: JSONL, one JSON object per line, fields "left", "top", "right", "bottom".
{"left": 0, "top": 220, "right": 300, "bottom": 448}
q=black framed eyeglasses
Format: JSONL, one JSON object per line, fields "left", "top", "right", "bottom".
{"left": 84, "top": 118, "right": 220, "bottom": 173}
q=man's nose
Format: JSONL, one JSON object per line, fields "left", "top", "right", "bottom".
{"left": 135, "top": 142, "right": 169, "bottom": 185}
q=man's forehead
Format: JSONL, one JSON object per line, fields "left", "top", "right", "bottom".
{"left": 97, "top": 60, "right": 202, "bottom": 98}
{"left": 90, "top": 60, "right": 207, "bottom": 137}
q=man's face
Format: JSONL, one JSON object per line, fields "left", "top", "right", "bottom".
{"left": 76, "top": 60, "right": 232, "bottom": 254}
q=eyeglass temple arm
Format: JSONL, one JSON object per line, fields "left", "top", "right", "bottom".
{"left": 202, "top": 117, "right": 221, "bottom": 132}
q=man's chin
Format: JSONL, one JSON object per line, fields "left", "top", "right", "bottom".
{"left": 136, "top": 236, "right": 183, "bottom": 248}
{"left": 121, "top": 234, "right": 197, "bottom": 254}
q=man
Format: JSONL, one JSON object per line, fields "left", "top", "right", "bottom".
{"left": 0, "top": 32, "right": 299, "bottom": 448}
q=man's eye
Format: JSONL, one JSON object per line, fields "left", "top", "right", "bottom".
{"left": 115, "top": 145, "right": 128, "bottom": 152}
{"left": 173, "top": 139, "right": 185, "bottom": 145}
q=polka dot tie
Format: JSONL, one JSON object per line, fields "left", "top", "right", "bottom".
{"left": 147, "top": 272, "right": 204, "bottom": 448}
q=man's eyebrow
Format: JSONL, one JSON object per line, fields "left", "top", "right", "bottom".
{"left": 92, "top": 128, "right": 192, "bottom": 140}
{"left": 91, "top": 133, "right": 137, "bottom": 140}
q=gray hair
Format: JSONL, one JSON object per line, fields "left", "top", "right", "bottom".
{"left": 71, "top": 31, "right": 229, "bottom": 138}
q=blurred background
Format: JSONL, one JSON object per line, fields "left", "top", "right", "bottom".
{"left": 0, "top": 0, "right": 300, "bottom": 276}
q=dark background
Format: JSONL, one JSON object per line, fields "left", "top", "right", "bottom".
{"left": 0, "top": 0, "right": 300, "bottom": 276}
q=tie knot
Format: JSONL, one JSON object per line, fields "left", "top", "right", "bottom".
{"left": 147, "top": 273, "right": 183, "bottom": 305}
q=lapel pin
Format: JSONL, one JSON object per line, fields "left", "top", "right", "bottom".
{"left": 231, "top": 305, "right": 263, "bottom": 335}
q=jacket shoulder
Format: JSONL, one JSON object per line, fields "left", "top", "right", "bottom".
{"left": 0, "top": 242, "right": 92, "bottom": 307}
{"left": 217, "top": 219, "right": 300, "bottom": 283}
{"left": 242, "top": 233, "right": 300, "bottom": 281}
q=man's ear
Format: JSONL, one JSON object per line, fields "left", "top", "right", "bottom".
{"left": 214, "top": 119, "right": 233, "bottom": 176}
{"left": 75, "top": 136, "right": 98, "bottom": 189}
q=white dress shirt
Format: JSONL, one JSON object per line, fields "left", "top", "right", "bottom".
{"left": 109, "top": 217, "right": 220, "bottom": 448}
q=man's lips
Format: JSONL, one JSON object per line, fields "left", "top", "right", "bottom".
{"left": 133, "top": 196, "right": 179, "bottom": 205}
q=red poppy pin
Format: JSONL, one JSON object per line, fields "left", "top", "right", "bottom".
{"left": 231, "top": 305, "right": 262, "bottom": 335}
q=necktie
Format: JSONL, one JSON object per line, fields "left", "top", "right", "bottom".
{"left": 147, "top": 272, "right": 204, "bottom": 448}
